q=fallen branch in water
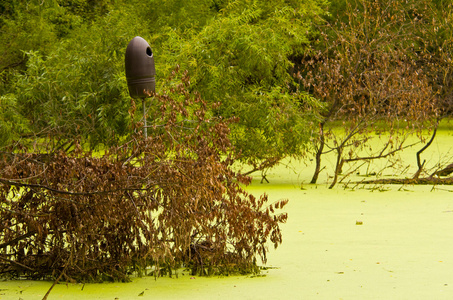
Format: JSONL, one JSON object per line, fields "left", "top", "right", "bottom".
{"left": 359, "top": 176, "right": 453, "bottom": 185}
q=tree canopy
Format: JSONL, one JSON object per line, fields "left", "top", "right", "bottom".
{"left": 0, "top": 0, "right": 451, "bottom": 175}
{"left": 0, "top": 0, "right": 328, "bottom": 171}
{"left": 296, "top": 0, "right": 453, "bottom": 187}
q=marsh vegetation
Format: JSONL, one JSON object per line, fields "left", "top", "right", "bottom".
{"left": 1, "top": 0, "right": 453, "bottom": 293}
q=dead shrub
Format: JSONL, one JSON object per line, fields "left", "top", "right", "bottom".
{"left": 0, "top": 72, "right": 288, "bottom": 282}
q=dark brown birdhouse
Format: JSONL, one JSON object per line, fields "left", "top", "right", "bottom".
{"left": 125, "top": 36, "right": 155, "bottom": 98}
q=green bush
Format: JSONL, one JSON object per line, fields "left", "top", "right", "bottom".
{"left": 0, "top": 94, "right": 30, "bottom": 147}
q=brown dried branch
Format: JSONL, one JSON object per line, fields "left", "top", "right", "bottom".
{"left": 0, "top": 69, "right": 287, "bottom": 283}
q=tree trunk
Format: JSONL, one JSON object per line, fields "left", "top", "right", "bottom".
{"left": 414, "top": 121, "right": 439, "bottom": 179}
{"left": 329, "top": 148, "right": 343, "bottom": 189}
{"left": 310, "top": 123, "right": 325, "bottom": 184}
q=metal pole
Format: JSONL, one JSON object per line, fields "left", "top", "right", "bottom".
{"left": 142, "top": 99, "right": 147, "bottom": 139}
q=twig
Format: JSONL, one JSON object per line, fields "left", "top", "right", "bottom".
{"left": 42, "top": 262, "right": 69, "bottom": 300}
{"left": 0, "top": 177, "right": 149, "bottom": 196}
{"left": 414, "top": 121, "right": 438, "bottom": 178}
{"left": 0, "top": 256, "right": 35, "bottom": 272}
{"left": 0, "top": 231, "right": 37, "bottom": 249}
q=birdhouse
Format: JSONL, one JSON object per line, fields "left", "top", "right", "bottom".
{"left": 125, "top": 36, "right": 156, "bottom": 98}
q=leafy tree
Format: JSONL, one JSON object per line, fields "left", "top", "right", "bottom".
{"left": 149, "top": 0, "right": 327, "bottom": 173}
{"left": 57, "top": 0, "right": 113, "bottom": 20}
{"left": 0, "top": 94, "right": 30, "bottom": 146}
{"left": 400, "top": 0, "right": 453, "bottom": 178}
{"left": 1, "top": 2, "right": 147, "bottom": 148}
{"left": 147, "top": 0, "right": 223, "bottom": 33}
{"left": 0, "top": 1, "right": 58, "bottom": 72}
{"left": 1, "top": 0, "right": 327, "bottom": 167}
{"left": 0, "top": 2, "right": 292, "bottom": 285}
{"left": 298, "top": 0, "right": 440, "bottom": 188}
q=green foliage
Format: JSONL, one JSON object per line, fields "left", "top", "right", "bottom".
{"left": 148, "top": 0, "right": 223, "bottom": 33}
{"left": 0, "top": 1, "right": 58, "bottom": 71}
{"left": 0, "top": 0, "right": 17, "bottom": 21}
{"left": 152, "top": 0, "right": 327, "bottom": 166}
{"left": 230, "top": 87, "right": 322, "bottom": 164}
{"left": 2, "top": 2, "right": 147, "bottom": 148}
{"left": 2, "top": 0, "right": 451, "bottom": 184}
{"left": 57, "top": 0, "right": 113, "bottom": 20}
{"left": 11, "top": 43, "right": 128, "bottom": 147}
{"left": 1, "top": 0, "right": 327, "bottom": 167}
{"left": 0, "top": 94, "right": 30, "bottom": 147}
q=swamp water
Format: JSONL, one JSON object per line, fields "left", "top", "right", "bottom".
{"left": 2, "top": 132, "right": 453, "bottom": 299}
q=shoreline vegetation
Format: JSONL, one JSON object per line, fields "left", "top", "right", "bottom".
{"left": 2, "top": 1, "right": 453, "bottom": 298}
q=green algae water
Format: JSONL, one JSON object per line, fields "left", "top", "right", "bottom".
{"left": 2, "top": 184, "right": 453, "bottom": 299}
{"left": 2, "top": 132, "right": 453, "bottom": 299}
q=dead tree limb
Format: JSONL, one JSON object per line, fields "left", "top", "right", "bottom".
{"left": 414, "top": 121, "right": 439, "bottom": 179}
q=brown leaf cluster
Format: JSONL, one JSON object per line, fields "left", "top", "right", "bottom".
{"left": 0, "top": 71, "right": 288, "bottom": 281}
{"left": 295, "top": 0, "right": 452, "bottom": 187}
{"left": 301, "top": 0, "right": 439, "bottom": 125}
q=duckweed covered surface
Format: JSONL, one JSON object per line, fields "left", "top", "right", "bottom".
{"left": 2, "top": 161, "right": 453, "bottom": 299}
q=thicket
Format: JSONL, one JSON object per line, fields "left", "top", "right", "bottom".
{"left": 296, "top": 0, "right": 453, "bottom": 187}
{"left": 0, "top": 0, "right": 146, "bottom": 147}
{"left": 0, "top": 0, "right": 326, "bottom": 170}
{"left": 0, "top": 72, "right": 288, "bottom": 281}
{"left": 152, "top": 0, "right": 327, "bottom": 170}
